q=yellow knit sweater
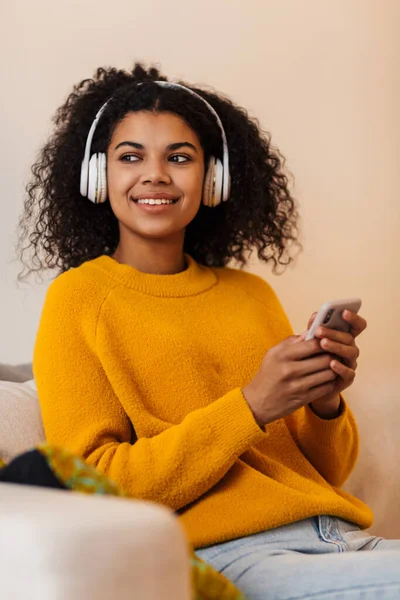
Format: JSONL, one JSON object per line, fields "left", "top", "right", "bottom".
{"left": 33, "top": 253, "right": 373, "bottom": 548}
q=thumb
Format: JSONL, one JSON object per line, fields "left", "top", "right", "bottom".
{"left": 290, "top": 312, "right": 318, "bottom": 345}
{"left": 295, "top": 330, "right": 309, "bottom": 343}
{"left": 286, "top": 334, "right": 304, "bottom": 345}
{"left": 307, "top": 312, "right": 318, "bottom": 330}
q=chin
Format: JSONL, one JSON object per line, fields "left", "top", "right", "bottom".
{"left": 125, "top": 224, "right": 185, "bottom": 240}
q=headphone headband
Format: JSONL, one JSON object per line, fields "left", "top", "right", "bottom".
{"left": 153, "top": 81, "right": 230, "bottom": 199}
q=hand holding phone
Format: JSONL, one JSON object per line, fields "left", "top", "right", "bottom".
{"left": 305, "top": 298, "right": 362, "bottom": 341}
{"left": 242, "top": 298, "right": 364, "bottom": 428}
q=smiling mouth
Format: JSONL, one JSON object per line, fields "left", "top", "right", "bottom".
{"left": 130, "top": 197, "right": 180, "bottom": 205}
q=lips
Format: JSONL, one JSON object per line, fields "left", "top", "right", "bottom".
{"left": 131, "top": 192, "right": 179, "bottom": 203}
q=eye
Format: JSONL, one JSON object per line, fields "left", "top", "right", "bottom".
{"left": 120, "top": 154, "right": 141, "bottom": 163}
{"left": 169, "top": 154, "right": 191, "bottom": 164}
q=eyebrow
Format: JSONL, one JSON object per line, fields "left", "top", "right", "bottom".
{"left": 113, "top": 141, "right": 198, "bottom": 154}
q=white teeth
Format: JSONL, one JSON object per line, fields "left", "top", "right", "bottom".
{"left": 136, "top": 198, "right": 175, "bottom": 205}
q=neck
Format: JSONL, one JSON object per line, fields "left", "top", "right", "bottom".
{"left": 112, "top": 233, "right": 187, "bottom": 275}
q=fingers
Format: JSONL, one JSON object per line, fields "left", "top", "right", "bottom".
{"left": 297, "top": 367, "right": 337, "bottom": 392}
{"left": 285, "top": 338, "right": 325, "bottom": 360}
{"left": 319, "top": 337, "right": 359, "bottom": 367}
{"left": 313, "top": 326, "right": 354, "bottom": 346}
{"left": 292, "top": 353, "right": 334, "bottom": 378}
{"left": 342, "top": 310, "right": 367, "bottom": 338}
{"left": 330, "top": 358, "right": 356, "bottom": 384}
{"left": 306, "top": 380, "right": 338, "bottom": 404}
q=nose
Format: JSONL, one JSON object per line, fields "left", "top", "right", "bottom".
{"left": 140, "top": 158, "right": 172, "bottom": 186}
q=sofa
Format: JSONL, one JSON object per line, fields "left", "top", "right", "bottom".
{"left": 0, "top": 365, "right": 192, "bottom": 600}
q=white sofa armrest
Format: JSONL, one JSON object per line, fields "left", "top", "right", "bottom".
{"left": 0, "top": 483, "right": 191, "bottom": 600}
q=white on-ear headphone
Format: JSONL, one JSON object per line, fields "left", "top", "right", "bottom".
{"left": 80, "top": 81, "right": 231, "bottom": 207}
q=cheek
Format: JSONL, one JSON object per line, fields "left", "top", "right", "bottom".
{"left": 181, "top": 165, "right": 205, "bottom": 199}
{"left": 107, "top": 161, "right": 137, "bottom": 196}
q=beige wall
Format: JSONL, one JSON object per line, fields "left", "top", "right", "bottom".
{"left": 1, "top": 1, "right": 399, "bottom": 536}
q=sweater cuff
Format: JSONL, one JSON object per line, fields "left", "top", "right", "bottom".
{"left": 208, "top": 387, "right": 269, "bottom": 453}
{"left": 302, "top": 395, "right": 350, "bottom": 447}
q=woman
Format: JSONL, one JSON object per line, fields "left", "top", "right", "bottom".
{"left": 18, "top": 62, "right": 400, "bottom": 599}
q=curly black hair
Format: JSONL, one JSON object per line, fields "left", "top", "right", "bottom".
{"left": 17, "top": 62, "right": 300, "bottom": 281}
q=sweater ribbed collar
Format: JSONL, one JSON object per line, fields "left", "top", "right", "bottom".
{"left": 88, "top": 253, "right": 217, "bottom": 298}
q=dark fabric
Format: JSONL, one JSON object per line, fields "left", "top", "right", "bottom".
{"left": 0, "top": 449, "right": 66, "bottom": 489}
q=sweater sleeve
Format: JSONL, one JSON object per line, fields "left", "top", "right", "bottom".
{"left": 33, "top": 274, "right": 268, "bottom": 511}
{"left": 284, "top": 397, "right": 360, "bottom": 487}
{"left": 244, "top": 273, "right": 360, "bottom": 488}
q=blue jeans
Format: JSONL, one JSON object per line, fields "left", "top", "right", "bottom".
{"left": 196, "top": 516, "right": 400, "bottom": 599}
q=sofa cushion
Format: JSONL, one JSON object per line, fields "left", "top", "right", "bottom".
{"left": 0, "top": 363, "right": 33, "bottom": 383}
{"left": 0, "top": 380, "right": 45, "bottom": 463}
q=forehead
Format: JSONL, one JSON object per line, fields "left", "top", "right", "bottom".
{"left": 110, "top": 111, "right": 202, "bottom": 148}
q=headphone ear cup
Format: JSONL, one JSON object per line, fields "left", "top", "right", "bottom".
{"left": 80, "top": 159, "right": 89, "bottom": 197}
{"left": 96, "top": 153, "right": 107, "bottom": 203}
{"left": 222, "top": 168, "right": 231, "bottom": 202}
{"left": 202, "top": 157, "right": 215, "bottom": 207}
{"left": 213, "top": 159, "right": 224, "bottom": 207}
{"left": 88, "top": 154, "right": 99, "bottom": 203}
